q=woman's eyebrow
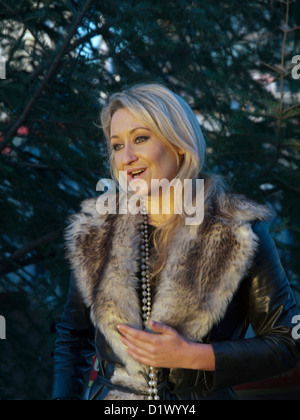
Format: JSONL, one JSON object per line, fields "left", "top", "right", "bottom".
{"left": 110, "top": 127, "right": 151, "bottom": 140}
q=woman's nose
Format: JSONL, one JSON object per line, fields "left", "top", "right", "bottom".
{"left": 122, "top": 144, "right": 138, "bottom": 166}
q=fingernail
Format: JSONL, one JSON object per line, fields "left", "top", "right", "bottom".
{"left": 117, "top": 324, "right": 126, "bottom": 333}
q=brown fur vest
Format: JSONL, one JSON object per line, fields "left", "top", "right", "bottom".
{"left": 64, "top": 192, "right": 271, "bottom": 399}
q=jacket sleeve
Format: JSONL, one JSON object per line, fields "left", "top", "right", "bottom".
{"left": 52, "top": 272, "right": 95, "bottom": 400}
{"left": 204, "top": 220, "right": 300, "bottom": 392}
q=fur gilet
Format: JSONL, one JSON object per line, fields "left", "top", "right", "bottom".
{"left": 64, "top": 191, "right": 271, "bottom": 399}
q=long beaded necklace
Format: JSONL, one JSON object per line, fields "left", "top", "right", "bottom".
{"left": 140, "top": 202, "right": 160, "bottom": 400}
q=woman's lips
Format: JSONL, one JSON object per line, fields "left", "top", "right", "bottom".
{"left": 128, "top": 168, "right": 147, "bottom": 181}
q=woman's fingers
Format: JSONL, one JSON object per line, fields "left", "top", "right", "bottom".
{"left": 117, "top": 322, "right": 188, "bottom": 368}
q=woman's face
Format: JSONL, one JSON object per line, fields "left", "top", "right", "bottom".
{"left": 110, "top": 108, "right": 183, "bottom": 196}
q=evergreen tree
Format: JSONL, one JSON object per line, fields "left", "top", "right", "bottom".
{"left": 0, "top": 0, "right": 299, "bottom": 399}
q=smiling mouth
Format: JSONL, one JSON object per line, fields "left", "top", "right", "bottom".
{"left": 129, "top": 168, "right": 147, "bottom": 180}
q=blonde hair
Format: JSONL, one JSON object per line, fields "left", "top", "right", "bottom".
{"left": 100, "top": 83, "right": 220, "bottom": 282}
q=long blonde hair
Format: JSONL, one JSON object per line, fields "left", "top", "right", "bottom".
{"left": 100, "top": 83, "right": 221, "bottom": 282}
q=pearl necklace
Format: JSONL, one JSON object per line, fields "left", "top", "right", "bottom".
{"left": 140, "top": 203, "right": 160, "bottom": 400}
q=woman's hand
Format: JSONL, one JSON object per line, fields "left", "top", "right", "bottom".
{"left": 118, "top": 321, "right": 190, "bottom": 369}
{"left": 117, "top": 321, "right": 215, "bottom": 371}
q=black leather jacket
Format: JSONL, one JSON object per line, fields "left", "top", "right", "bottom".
{"left": 52, "top": 221, "right": 300, "bottom": 400}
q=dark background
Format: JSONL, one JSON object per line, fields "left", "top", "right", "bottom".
{"left": 0, "top": 0, "right": 299, "bottom": 400}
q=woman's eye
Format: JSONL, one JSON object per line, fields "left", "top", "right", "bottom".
{"left": 112, "top": 136, "right": 149, "bottom": 151}
{"left": 135, "top": 136, "right": 149, "bottom": 143}
{"left": 113, "top": 144, "right": 123, "bottom": 151}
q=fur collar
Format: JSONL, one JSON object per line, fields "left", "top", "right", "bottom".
{"left": 64, "top": 192, "right": 271, "bottom": 399}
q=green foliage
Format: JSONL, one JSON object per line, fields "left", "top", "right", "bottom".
{"left": 0, "top": 0, "right": 299, "bottom": 399}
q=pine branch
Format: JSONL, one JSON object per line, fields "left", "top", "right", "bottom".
{"left": 0, "top": 0, "right": 94, "bottom": 153}
{"left": 0, "top": 231, "right": 62, "bottom": 276}
{"left": 262, "top": 0, "right": 293, "bottom": 175}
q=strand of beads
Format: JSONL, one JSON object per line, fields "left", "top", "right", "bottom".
{"left": 147, "top": 367, "right": 159, "bottom": 400}
{"left": 140, "top": 213, "right": 151, "bottom": 327}
{"left": 140, "top": 203, "right": 160, "bottom": 401}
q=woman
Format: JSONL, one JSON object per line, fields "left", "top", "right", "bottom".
{"left": 52, "top": 83, "right": 300, "bottom": 400}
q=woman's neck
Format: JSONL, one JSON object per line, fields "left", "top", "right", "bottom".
{"left": 144, "top": 192, "right": 175, "bottom": 227}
